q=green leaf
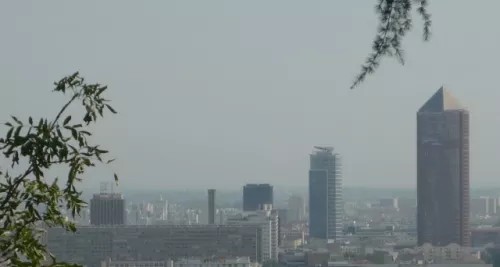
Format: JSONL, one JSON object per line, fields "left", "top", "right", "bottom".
{"left": 11, "top": 116, "right": 22, "bottom": 125}
{"left": 71, "top": 128, "right": 78, "bottom": 140}
{"left": 82, "top": 158, "right": 92, "bottom": 166}
{"left": 57, "top": 128, "right": 63, "bottom": 138}
{"left": 63, "top": 116, "right": 71, "bottom": 126}
{"left": 80, "top": 130, "right": 91, "bottom": 136}
{"left": 83, "top": 113, "right": 92, "bottom": 124}
{"left": 105, "top": 104, "right": 117, "bottom": 114}
{"left": 6, "top": 128, "right": 13, "bottom": 139}
{"left": 96, "top": 86, "right": 108, "bottom": 96}
{"left": 0, "top": 73, "right": 118, "bottom": 266}
{"left": 96, "top": 149, "right": 108, "bottom": 154}
{"left": 14, "top": 126, "right": 22, "bottom": 137}
{"left": 106, "top": 158, "right": 116, "bottom": 164}
{"left": 68, "top": 223, "right": 76, "bottom": 232}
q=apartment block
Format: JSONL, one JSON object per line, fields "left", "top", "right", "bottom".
{"left": 47, "top": 225, "right": 261, "bottom": 267}
{"left": 101, "top": 257, "right": 259, "bottom": 267}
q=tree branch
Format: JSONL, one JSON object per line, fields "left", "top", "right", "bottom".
{"left": 0, "top": 168, "right": 33, "bottom": 218}
{"left": 50, "top": 93, "right": 80, "bottom": 129}
{"left": 351, "top": 0, "right": 432, "bottom": 89}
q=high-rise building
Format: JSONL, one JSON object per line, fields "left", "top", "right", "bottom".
{"left": 227, "top": 207, "right": 278, "bottom": 262}
{"left": 471, "top": 197, "right": 489, "bottom": 216}
{"left": 129, "top": 204, "right": 140, "bottom": 225}
{"left": 275, "top": 209, "right": 288, "bottom": 226}
{"left": 90, "top": 193, "right": 126, "bottom": 226}
{"left": 417, "top": 87, "right": 470, "bottom": 246}
{"left": 471, "top": 196, "right": 497, "bottom": 216}
{"left": 288, "top": 195, "right": 305, "bottom": 223}
{"left": 488, "top": 197, "right": 497, "bottom": 215}
{"left": 208, "top": 189, "right": 216, "bottom": 224}
{"left": 243, "top": 184, "right": 273, "bottom": 211}
{"left": 153, "top": 196, "right": 168, "bottom": 223}
{"left": 218, "top": 209, "right": 225, "bottom": 224}
{"left": 379, "top": 198, "right": 398, "bottom": 209}
{"left": 308, "top": 146, "right": 342, "bottom": 240}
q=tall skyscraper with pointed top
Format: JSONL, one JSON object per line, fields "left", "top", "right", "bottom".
{"left": 417, "top": 87, "right": 470, "bottom": 246}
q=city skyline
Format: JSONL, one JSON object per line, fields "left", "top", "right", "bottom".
{"left": 4, "top": 1, "right": 500, "bottom": 266}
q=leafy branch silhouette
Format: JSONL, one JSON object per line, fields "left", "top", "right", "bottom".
{"left": 0, "top": 72, "right": 117, "bottom": 266}
{"left": 351, "top": 0, "right": 432, "bottom": 89}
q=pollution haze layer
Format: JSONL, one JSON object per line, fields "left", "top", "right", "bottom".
{"left": 0, "top": 1, "right": 499, "bottom": 190}
{"left": 81, "top": 186, "right": 500, "bottom": 206}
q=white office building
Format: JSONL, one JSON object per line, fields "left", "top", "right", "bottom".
{"left": 153, "top": 197, "right": 168, "bottom": 222}
{"left": 309, "top": 146, "right": 343, "bottom": 240}
{"left": 227, "top": 206, "right": 278, "bottom": 262}
{"left": 471, "top": 197, "right": 489, "bottom": 216}
{"left": 287, "top": 195, "right": 306, "bottom": 223}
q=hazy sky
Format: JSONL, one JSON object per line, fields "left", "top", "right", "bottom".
{"left": 0, "top": 1, "right": 499, "bottom": 191}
